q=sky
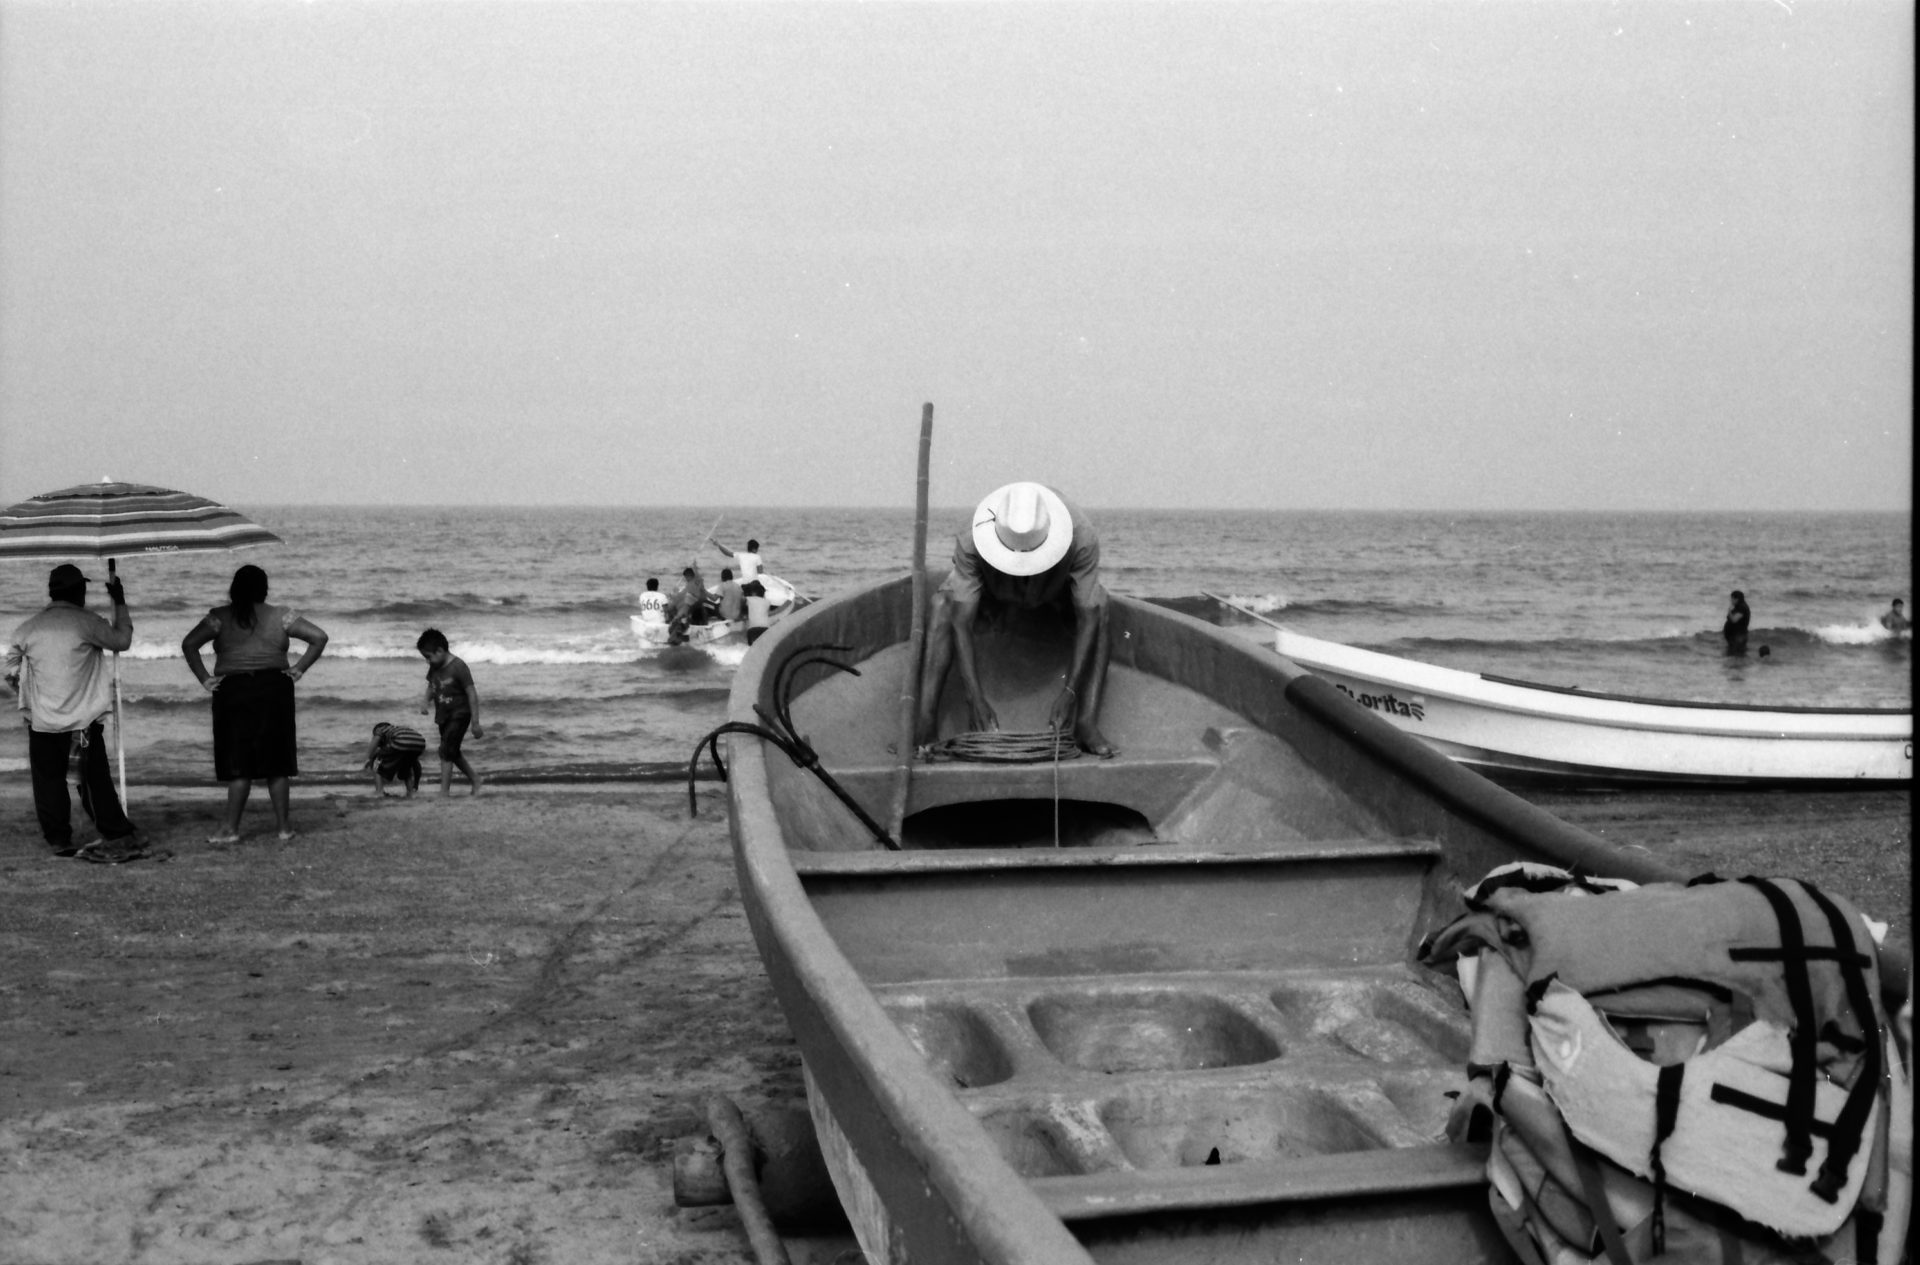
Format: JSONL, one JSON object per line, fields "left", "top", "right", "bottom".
{"left": 0, "top": 1, "right": 1911, "bottom": 512}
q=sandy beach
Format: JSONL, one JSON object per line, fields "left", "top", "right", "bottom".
{"left": 0, "top": 777, "right": 1908, "bottom": 1264}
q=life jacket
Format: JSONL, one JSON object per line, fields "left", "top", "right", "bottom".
{"left": 1420, "top": 862, "right": 1910, "bottom": 1265}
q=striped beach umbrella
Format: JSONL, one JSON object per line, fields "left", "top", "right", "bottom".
{"left": 0, "top": 479, "right": 281, "bottom": 805}
{"left": 0, "top": 479, "right": 281, "bottom": 559}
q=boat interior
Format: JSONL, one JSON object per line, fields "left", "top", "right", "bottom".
{"left": 745, "top": 599, "right": 1548, "bottom": 1259}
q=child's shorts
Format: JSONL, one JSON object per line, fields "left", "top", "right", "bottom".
{"left": 435, "top": 709, "right": 472, "bottom": 762}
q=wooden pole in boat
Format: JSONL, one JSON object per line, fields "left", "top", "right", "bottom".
{"left": 886, "top": 402, "right": 934, "bottom": 845}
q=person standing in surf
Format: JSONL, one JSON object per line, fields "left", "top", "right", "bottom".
{"left": 417, "top": 628, "right": 484, "bottom": 796}
{"left": 1723, "top": 589, "right": 1751, "bottom": 655}
{"left": 1880, "top": 598, "right": 1909, "bottom": 635}
{"left": 915, "top": 481, "right": 1114, "bottom": 757}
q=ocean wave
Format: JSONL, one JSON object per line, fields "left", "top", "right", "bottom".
{"left": 339, "top": 594, "right": 632, "bottom": 619}
{"left": 1146, "top": 593, "right": 1290, "bottom": 622}
{"left": 1806, "top": 620, "right": 1909, "bottom": 647}
{"left": 120, "top": 632, "right": 652, "bottom": 665}
{"left": 1384, "top": 624, "right": 1912, "bottom": 659}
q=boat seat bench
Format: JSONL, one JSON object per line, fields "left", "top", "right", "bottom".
{"left": 818, "top": 753, "right": 1224, "bottom": 825}
{"left": 866, "top": 959, "right": 1478, "bottom": 1222}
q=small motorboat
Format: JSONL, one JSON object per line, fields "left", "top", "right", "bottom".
{"left": 632, "top": 574, "right": 803, "bottom": 649}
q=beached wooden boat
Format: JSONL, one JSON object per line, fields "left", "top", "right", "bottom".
{"left": 1259, "top": 622, "right": 1913, "bottom": 787}
{"left": 721, "top": 576, "right": 1794, "bottom": 1264}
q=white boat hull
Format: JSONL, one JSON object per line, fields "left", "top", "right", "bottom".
{"left": 1272, "top": 627, "right": 1912, "bottom": 786}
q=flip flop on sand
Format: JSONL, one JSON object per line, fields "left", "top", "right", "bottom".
{"left": 277, "top": 830, "right": 299, "bottom": 842}
{"left": 75, "top": 840, "right": 170, "bottom": 865}
{"left": 206, "top": 833, "right": 242, "bottom": 846}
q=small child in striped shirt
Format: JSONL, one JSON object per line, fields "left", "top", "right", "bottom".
{"left": 364, "top": 721, "right": 427, "bottom": 797}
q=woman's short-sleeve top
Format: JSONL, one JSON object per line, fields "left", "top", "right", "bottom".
{"left": 203, "top": 603, "right": 299, "bottom": 674}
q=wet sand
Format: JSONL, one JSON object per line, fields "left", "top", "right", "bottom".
{"left": 0, "top": 780, "right": 1907, "bottom": 1263}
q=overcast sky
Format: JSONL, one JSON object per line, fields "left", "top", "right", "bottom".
{"left": 0, "top": 1, "right": 1910, "bottom": 511}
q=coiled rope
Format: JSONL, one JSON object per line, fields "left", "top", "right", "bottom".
{"left": 924, "top": 712, "right": 1080, "bottom": 848}
{"left": 921, "top": 729, "right": 1081, "bottom": 763}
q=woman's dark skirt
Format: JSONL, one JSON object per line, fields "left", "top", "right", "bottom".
{"left": 212, "top": 669, "right": 299, "bottom": 781}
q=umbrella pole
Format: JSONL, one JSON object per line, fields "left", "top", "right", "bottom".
{"left": 109, "top": 558, "right": 127, "bottom": 807}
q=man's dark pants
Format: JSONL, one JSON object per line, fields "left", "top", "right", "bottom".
{"left": 27, "top": 721, "right": 135, "bottom": 848}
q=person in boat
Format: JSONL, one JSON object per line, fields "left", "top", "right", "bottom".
{"left": 1880, "top": 598, "right": 1909, "bottom": 635}
{"left": 716, "top": 568, "right": 745, "bottom": 626}
{"left": 916, "top": 481, "right": 1114, "bottom": 757}
{"left": 710, "top": 536, "right": 765, "bottom": 598}
{"left": 1722, "top": 589, "right": 1751, "bottom": 655}
{"left": 668, "top": 566, "right": 717, "bottom": 642}
{"left": 636, "top": 577, "right": 670, "bottom": 627}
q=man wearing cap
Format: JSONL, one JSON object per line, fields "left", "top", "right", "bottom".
{"left": 916, "top": 482, "right": 1114, "bottom": 757}
{"left": 3, "top": 563, "right": 140, "bottom": 855}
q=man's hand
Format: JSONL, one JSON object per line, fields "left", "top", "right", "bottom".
{"left": 1048, "top": 687, "right": 1077, "bottom": 732}
{"left": 105, "top": 578, "right": 126, "bottom": 606}
{"left": 966, "top": 692, "right": 999, "bottom": 735}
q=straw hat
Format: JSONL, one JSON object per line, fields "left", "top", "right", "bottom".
{"left": 971, "top": 482, "right": 1072, "bottom": 577}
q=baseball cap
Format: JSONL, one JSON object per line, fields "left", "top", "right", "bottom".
{"left": 48, "top": 563, "right": 92, "bottom": 592}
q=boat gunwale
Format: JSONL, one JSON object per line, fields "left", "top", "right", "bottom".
{"left": 789, "top": 838, "right": 1445, "bottom": 877}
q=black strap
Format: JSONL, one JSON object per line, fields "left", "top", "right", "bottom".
{"left": 1729, "top": 945, "right": 1874, "bottom": 970}
{"left": 1560, "top": 1116, "right": 1637, "bottom": 1265}
{"left": 1797, "top": 880, "right": 1882, "bottom": 1204}
{"left": 1854, "top": 1207, "right": 1883, "bottom": 1265}
{"left": 1707, "top": 1083, "right": 1841, "bottom": 1137}
{"left": 1649, "top": 1062, "right": 1685, "bottom": 1255}
{"left": 1739, "top": 877, "right": 1819, "bottom": 1176}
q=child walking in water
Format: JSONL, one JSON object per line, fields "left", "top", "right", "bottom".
{"left": 417, "top": 628, "right": 484, "bottom": 795}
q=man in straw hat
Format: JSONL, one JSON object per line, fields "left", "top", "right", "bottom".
{"left": 915, "top": 481, "right": 1114, "bottom": 757}
{"left": 3, "top": 563, "right": 141, "bottom": 857}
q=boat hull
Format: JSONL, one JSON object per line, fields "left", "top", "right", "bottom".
{"left": 1272, "top": 628, "right": 1912, "bottom": 787}
{"left": 631, "top": 613, "right": 741, "bottom": 647}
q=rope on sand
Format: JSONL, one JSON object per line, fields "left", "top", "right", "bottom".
{"left": 924, "top": 729, "right": 1081, "bottom": 764}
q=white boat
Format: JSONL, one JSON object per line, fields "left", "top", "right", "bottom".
{"left": 632, "top": 574, "right": 804, "bottom": 649}
{"left": 1219, "top": 606, "right": 1911, "bottom": 786}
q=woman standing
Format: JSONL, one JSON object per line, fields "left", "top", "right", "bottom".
{"left": 181, "top": 564, "right": 328, "bottom": 842}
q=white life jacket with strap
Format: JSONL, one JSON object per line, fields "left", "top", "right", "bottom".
{"left": 1421, "top": 863, "right": 1910, "bottom": 1265}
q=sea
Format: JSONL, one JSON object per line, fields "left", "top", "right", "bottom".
{"left": 0, "top": 507, "right": 1908, "bottom": 787}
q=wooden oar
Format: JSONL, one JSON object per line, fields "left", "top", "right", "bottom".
{"left": 886, "top": 403, "right": 935, "bottom": 845}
